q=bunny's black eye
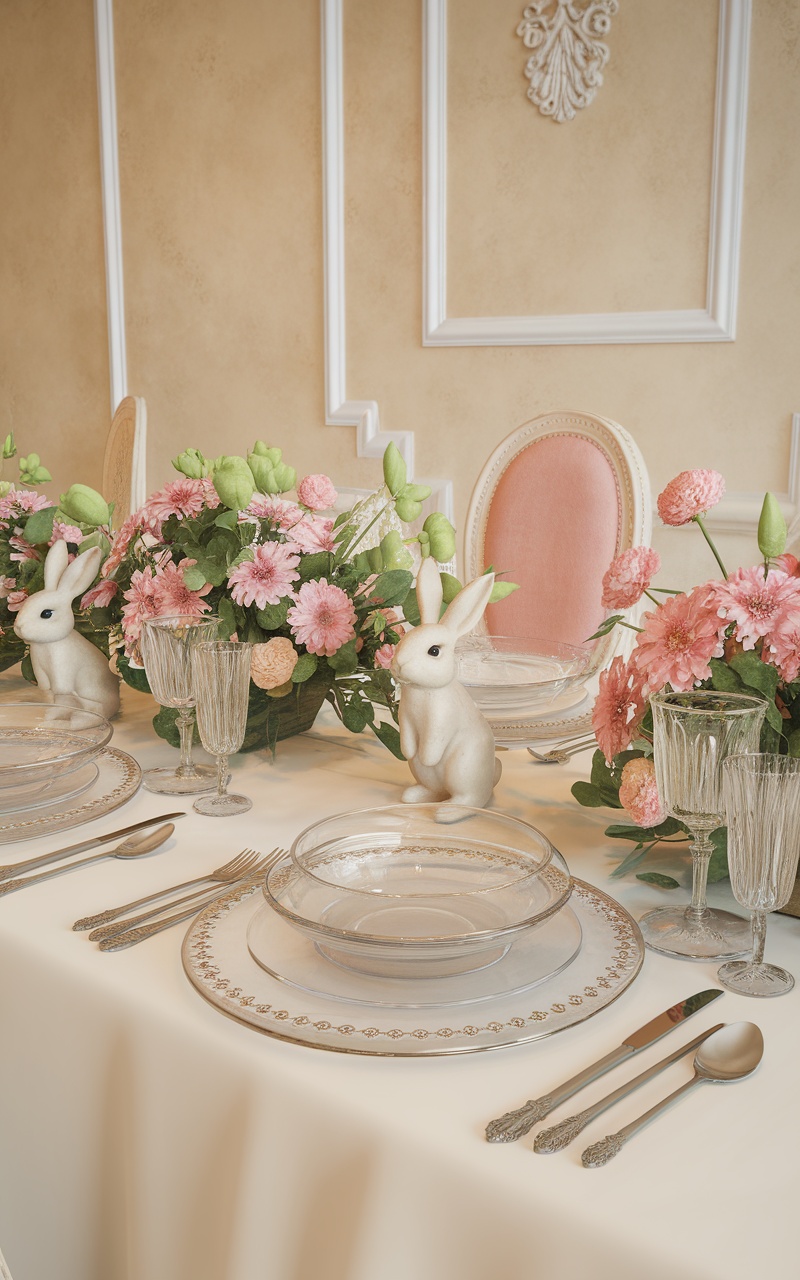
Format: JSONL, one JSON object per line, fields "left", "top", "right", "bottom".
{"left": 427, "top": 645, "right": 440, "bottom": 657}
{"left": 40, "top": 609, "right": 53, "bottom": 619}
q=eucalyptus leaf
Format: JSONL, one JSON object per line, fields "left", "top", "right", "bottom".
{"left": 256, "top": 601, "right": 289, "bottom": 630}
{"left": 365, "top": 569, "right": 413, "bottom": 609}
{"left": 729, "top": 651, "right": 780, "bottom": 699}
{"left": 570, "top": 781, "right": 607, "bottom": 808}
{"left": 291, "top": 652, "right": 318, "bottom": 683}
{"left": 23, "top": 506, "right": 56, "bottom": 545}
{"left": 636, "top": 872, "right": 680, "bottom": 889}
{"left": 609, "top": 846, "right": 650, "bottom": 879}
{"left": 371, "top": 719, "right": 404, "bottom": 759}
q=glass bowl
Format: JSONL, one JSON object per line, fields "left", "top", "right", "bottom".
{"left": 263, "top": 804, "right": 572, "bottom": 978}
{"left": 455, "top": 635, "right": 591, "bottom": 719}
{"left": 0, "top": 703, "right": 113, "bottom": 793}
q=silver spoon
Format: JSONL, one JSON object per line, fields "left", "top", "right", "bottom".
{"left": 0, "top": 823, "right": 175, "bottom": 896}
{"left": 581, "top": 1022, "right": 764, "bottom": 1167}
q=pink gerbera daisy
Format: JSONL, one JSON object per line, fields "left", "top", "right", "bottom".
{"left": 80, "top": 579, "right": 119, "bottom": 610}
{"left": 287, "top": 579, "right": 357, "bottom": 657}
{"left": 711, "top": 565, "right": 800, "bottom": 651}
{"left": 121, "top": 566, "right": 161, "bottom": 654}
{"left": 633, "top": 585, "right": 724, "bottom": 692}
{"left": 657, "top": 469, "right": 725, "bottom": 526}
{"left": 227, "top": 542, "right": 301, "bottom": 609}
{"left": 592, "top": 655, "right": 648, "bottom": 762}
{"left": 242, "top": 494, "right": 304, "bottom": 529}
{"left": 601, "top": 546, "right": 661, "bottom": 610}
{"left": 144, "top": 478, "right": 211, "bottom": 525}
{"left": 289, "top": 515, "right": 338, "bottom": 554}
{"left": 102, "top": 513, "right": 143, "bottom": 578}
{"left": 152, "top": 560, "right": 213, "bottom": 617}
{"left": 0, "top": 488, "right": 53, "bottom": 520}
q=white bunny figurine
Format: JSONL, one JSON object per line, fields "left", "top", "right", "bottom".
{"left": 391, "top": 556, "right": 501, "bottom": 809}
{"left": 13, "top": 540, "right": 121, "bottom": 720}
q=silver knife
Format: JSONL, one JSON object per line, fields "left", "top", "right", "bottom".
{"left": 485, "top": 988, "right": 724, "bottom": 1143}
{"left": 0, "top": 812, "right": 187, "bottom": 882}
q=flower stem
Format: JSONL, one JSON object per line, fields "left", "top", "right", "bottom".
{"left": 693, "top": 513, "right": 728, "bottom": 579}
{"left": 618, "top": 619, "right": 645, "bottom": 633}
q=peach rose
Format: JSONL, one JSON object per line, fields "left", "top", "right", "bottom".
{"left": 250, "top": 637, "right": 299, "bottom": 690}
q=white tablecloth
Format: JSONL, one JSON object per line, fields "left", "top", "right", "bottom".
{"left": 1, "top": 682, "right": 798, "bottom": 1280}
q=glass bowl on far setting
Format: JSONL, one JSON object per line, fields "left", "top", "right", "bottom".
{"left": 454, "top": 635, "right": 592, "bottom": 721}
{"left": 263, "top": 804, "right": 572, "bottom": 979}
{"left": 0, "top": 702, "right": 113, "bottom": 794}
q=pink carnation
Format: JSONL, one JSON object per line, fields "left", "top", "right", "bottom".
{"left": 227, "top": 542, "right": 301, "bottom": 609}
{"left": 601, "top": 546, "right": 661, "bottom": 610}
{"left": 657, "top": 470, "right": 725, "bottom": 526}
{"left": 711, "top": 565, "right": 800, "bottom": 651}
{"left": 297, "top": 474, "right": 337, "bottom": 512}
{"left": 80, "top": 579, "right": 119, "bottom": 609}
{"left": 618, "top": 757, "right": 667, "bottom": 828}
{"left": 592, "top": 655, "right": 648, "bottom": 762}
{"left": 152, "top": 560, "right": 213, "bottom": 617}
{"left": 50, "top": 521, "right": 84, "bottom": 546}
{"left": 287, "top": 578, "right": 356, "bottom": 657}
{"left": 633, "top": 586, "right": 724, "bottom": 692}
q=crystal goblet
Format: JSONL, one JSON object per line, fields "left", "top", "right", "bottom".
{"left": 190, "top": 640, "right": 253, "bottom": 817}
{"left": 140, "top": 615, "right": 220, "bottom": 794}
{"left": 639, "top": 690, "right": 766, "bottom": 961}
{"left": 718, "top": 753, "right": 800, "bottom": 996}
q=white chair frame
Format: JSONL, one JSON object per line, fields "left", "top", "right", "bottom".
{"left": 102, "top": 395, "right": 148, "bottom": 525}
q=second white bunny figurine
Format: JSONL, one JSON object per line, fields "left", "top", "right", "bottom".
{"left": 13, "top": 541, "right": 121, "bottom": 720}
{"left": 391, "top": 557, "right": 501, "bottom": 809}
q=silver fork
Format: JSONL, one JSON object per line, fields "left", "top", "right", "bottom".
{"left": 98, "top": 849, "right": 285, "bottom": 951}
{"left": 73, "top": 847, "right": 265, "bottom": 932}
{"left": 85, "top": 847, "right": 284, "bottom": 943}
{"left": 528, "top": 735, "right": 597, "bottom": 764}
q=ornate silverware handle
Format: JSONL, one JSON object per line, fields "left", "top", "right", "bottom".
{"left": 88, "top": 883, "right": 225, "bottom": 941}
{"left": 485, "top": 1044, "right": 634, "bottom": 1142}
{"left": 98, "top": 897, "right": 223, "bottom": 950}
{"left": 581, "top": 1074, "right": 704, "bottom": 1167}
{"left": 73, "top": 872, "right": 210, "bottom": 930}
{"left": 534, "top": 1022, "right": 724, "bottom": 1154}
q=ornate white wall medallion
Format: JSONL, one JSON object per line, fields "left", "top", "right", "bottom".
{"left": 516, "top": 0, "right": 619, "bottom": 122}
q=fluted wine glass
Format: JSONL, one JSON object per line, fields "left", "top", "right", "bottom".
{"left": 718, "top": 753, "right": 800, "bottom": 996}
{"left": 140, "top": 615, "right": 220, "bottom": 794}
{"left": 190, "top": 640, "right": 253, "bottom": 816}
{"left": 640, "top": 690, "right": 766, "bottom": 960}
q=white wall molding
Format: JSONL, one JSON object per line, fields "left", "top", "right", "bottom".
{"left": 94, "top": 0, "right": 128, "bottom": 415}
{"left": 704, "top": 413, "right": 800, "bottom": 537}
{"left": 423, "top": 0, "right": 751, "bottom": 347}
{"left": 321, "top": 0, "right": 453, "bottom": 521}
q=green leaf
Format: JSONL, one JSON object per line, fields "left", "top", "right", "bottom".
{"left": 326, "top": 638, "right": 358, "bottom": 673}
{"left": 365, "top": 569, "right": 413, "bottom": 609}
{"left": 604, "top": 824, "right": 661, "bottom": 842}
{"left": 297, "top": 552, "right": 332, "bottom": 583}
{"left": 402, "top": 588, "right": 421, "bottom": 627}
{"left": 729, "top": 651, "right": 780, "bottom": 699}
{"left": 787, "top": 727, "right": 800, "bottom": 758}
{"left": 340, "top": 696, "right": 372, "bottom": 733}
{"left": 256, "top": 600, "right": 289, "bottom": 630}
{"left": 21, "top": 652, "right": 36, "bottom": 683}
{"left": 609, "top": 846, "right": 650, "bottom": 879}
{"left": 217, "top": 596, "right": 237, "bottom": 639}
{"left": 636, "top": 872, "right": 680, "bottom": 889}
{"left": 382, "top": 442, "right": 407, "bottom": 497}
{"left": 763, "top": 699, "right": 784, "bottom": 733}
{"left": 570, "top": 781, "right": 607, "bottom": 808}
{"left": 213, "top": 509, "right": 240, "bottom": 530}
{"left": 182, "top": 566, "right": 209, "bottom": 591}
{"left": 585, "top": 614, "right": 625, "bottom": 642}
{"left": 401, "top": 482, "right": 432, "bottom": 503}
{"left": 488, "top": 580, "right": 519, "bottom": 603}
{"left": 758, "top": 492, "right": 787, "bottom": 559}
{"left": 194, "top": 557, "right": 228, "bottom": 587}
{"left": 23, "top": 506, "right": 56, "bottom": 545}
{"left": 371, "top": 719, "right": 404, "bottom": 759}
{"left": 116, "top": 655, "right": 151, "bottom": 693}
{"left": 709, "top": 657, "right": 746, "bottom": 693}
{"left": 291, "top": 652, "right": 318, "bottom": 683}
{"left": 590, "top": 750, "right": 623, "bottom": 807}
{"left": 707, "top": 827, "right": 729, "bottom": 882}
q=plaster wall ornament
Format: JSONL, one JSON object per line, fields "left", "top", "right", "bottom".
{"left": 517, "top": 0, "right": 619, "bottom": 122}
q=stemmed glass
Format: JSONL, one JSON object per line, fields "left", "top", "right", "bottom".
{"left": 718, "top": 753, "right": 800, "bottom": 996}
{"left": 190, "top": 640, "right": 253, "bottom": 816}
{"left": 140, "top": 615, "right": 220, "bottom": 794}
{"left": 640, "top": 690, "right": 766, "bottom": 960}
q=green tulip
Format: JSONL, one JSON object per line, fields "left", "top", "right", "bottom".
{"left": 422, "top": 512, "right": 456, "bottom": 562}
{"left": 212, "top": 456, "right": 256, "bottom": 510}
{"left": 757, "top": 491, "right": 787, "bottom": 559}
{"left": 250, "top": 441, "right": 282, "bottom": 466}
{"left": 379, "top": 530, "right": 413, "bottom": 571}
{"left": 402, "top": 482, "right": 432, "bottom": 503}
{"left": 269, "top": 461, "right": 296, "bottom": 494}
{"left": 394, "top": 495, "right": 422, "bottom": 523}
{"left": 0, "top": 480, "right": 12, "bottom": 498}
{"left": 2, "top": 433, "right": 15, "bottom": 460}
{"left": 172, "top": 448, "right": 208, "bottom": 478}
{"left": 59, "top": 484, "right": 111, "bottom": 528}
{"left": 382, "top": 442, "right": 407, "bottom": 497}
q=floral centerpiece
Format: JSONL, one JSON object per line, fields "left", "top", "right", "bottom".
{"left": 85, "top": 441, "right": 515, "bottom": 755}
{"left": 0, "top": 433, "right": 113, "bottom": 674}
{"left": 574, "top": 468, "right": 800, "bottom": 889}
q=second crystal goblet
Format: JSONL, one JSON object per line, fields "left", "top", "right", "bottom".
{"left": 640, "top": 690, "right": 766, "bottom": 961}
{"left": 191, "top": 640, "right": 253, "bottom": 817}
{"left": 718, "top": 753, "right": 800, "bottom": 996}
{"left": 140, "top": 615, "right": 220, "bottom": 794}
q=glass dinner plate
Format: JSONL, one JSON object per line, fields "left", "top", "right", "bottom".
{"left": 0, "top": 760, "right": 99, "bottom": 816}
{"left": 182, "top": 878, "right": 644, "bottom": 1056}
{"left": 0, "top": 748, "right": 141, "bottom": 844}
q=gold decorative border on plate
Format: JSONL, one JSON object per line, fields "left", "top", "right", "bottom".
{"left": 0, "top": 748, "right": 142, "bottom": 843}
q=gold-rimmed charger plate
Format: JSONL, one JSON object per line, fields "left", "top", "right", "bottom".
{"left": 0, "top": 748, "right": 141, "bottom": 844}
{"left": 182, "top": 879, "right": 644, "bottom": 1056}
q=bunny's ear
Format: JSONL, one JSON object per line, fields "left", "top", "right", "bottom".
{"left": 57, "top": 546, "right": 103, "bottom": 601}
{"left": 43, "top": 539, "right": 70, "bottom": 591}
{"left": 440, "top": 572, "right": 495, "bottom": 638}
{"left": 416, "top": 556, "right": 444, "bottom": 624}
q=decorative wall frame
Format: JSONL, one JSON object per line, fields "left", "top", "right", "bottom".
{"left": 424, "top": 0, "right": 752, "bottom": 346}
{"left": 704, "top": 413, "right": 800, "bottom": 537}
{"left": 94, "top": 0, "right": 128, "bottom": 414}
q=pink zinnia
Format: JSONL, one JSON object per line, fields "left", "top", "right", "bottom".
{"left": 102, "top": 513, "right": 143, "bottom": 578}
{"left": 244, "top": 494, "right": 304, "bottom": 529}
{"left": 51, "top": 521, "right": 84, "bottom": 545}
{"left": 289, "top": 515, "right": 337, "bottom": 554}
{"left": 768, "top": 619, "right": 800, "bottom": 683}
{"left": 287, "top": 578, "right": 357, "bottom": 657}
{"left": 633, "top": 586, "right": 724, "bottom": 692}
{"left": 592, "top": 655, "right": 648, "bottom": 762}
{"left": 145, "top": 478, "right": 211, "bottom": 525}
{"left": 601, "top": 546, "right": 661, "bottom": 610}
{"left": 657, "top": 469, "right": 725, "bottom": 526}
{"left": 227, "top": 542, "right": 300, "bottom": 609}
{"left": 618, "top": 757, "right": 667, "bottom": 828}
{"left": 0, "top": 488, "right": 52, "bottom": 519}
{"left": 152, "top": 560, "right": 213, "bottom": 617}
{"left": 712, "top": 565, "right": 800, "bottom": 651}
{"left": 80, "top": 579, "right": 119, "bottom": 609}
{"left": 121, "top": 566, "right": 161, "bottom": 652}
{"left": 297, "top": 474, "right": 338, "bottom": 512}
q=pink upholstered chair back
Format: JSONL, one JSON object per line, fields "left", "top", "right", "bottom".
{"left": 465, "top": 412, "right": 651, "bottom": 675}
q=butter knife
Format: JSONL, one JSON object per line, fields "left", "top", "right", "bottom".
{"left": 485, "top": 988, "right": 723, "bottom": 1143}
{"left": 0, "top": 812, "right": 187, "bottom": 882}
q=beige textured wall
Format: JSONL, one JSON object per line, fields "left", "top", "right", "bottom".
{"left": 3, "top": 0, "right": 799, "bottom": 595}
